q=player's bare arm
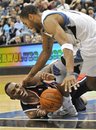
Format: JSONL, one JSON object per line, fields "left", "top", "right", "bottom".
{"left": 25, "top": 109, "right": 47, "bottom": 119}
{"left": 40, "top": 72, "right": 55, "bottom": 81}
{"left": 37, "top": 63, "right": 55, "bottom": 81}
{"left": 23, "top": 63, "right": 56, "bottom": 87}
{"left": 28, "top": 33, "right": 54, "bottom": 77}
{"left": 22, "top": 34, "right": 54, "bottom": 86}
{"left": 44, "top": 15, "right": 79, "bottom": 92}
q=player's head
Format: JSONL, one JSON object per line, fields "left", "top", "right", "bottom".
{"left": 20, "top": 5, "right": 38, "bottom": 19}
{"left": 19, "top": 5, "right": 41, "bottom": 33}
{"left": 5, "top": 82, "right": 28, "bottom": 100}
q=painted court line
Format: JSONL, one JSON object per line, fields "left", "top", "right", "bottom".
{"left": 0, "top": 118, "right": 96, "bottom": 122}
{"left": 0, "top": 127, "right": 96, "bottom": 130}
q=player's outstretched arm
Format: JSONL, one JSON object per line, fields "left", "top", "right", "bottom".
{"left": 22, "top": 34, "right": 54, "bottom": 87}
{"left": 22, "top": 62, "right": 54, "bottom": 87}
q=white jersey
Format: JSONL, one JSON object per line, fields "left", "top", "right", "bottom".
{"left": 42, "top": 9, "right": 96, "bottom": 41}
{"left": 42, "top": 10, "right": 96, "bottom": 76}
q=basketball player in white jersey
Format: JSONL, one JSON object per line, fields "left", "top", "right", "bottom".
{"left": 20, "top": 5, "right": 96, "bottom": 95}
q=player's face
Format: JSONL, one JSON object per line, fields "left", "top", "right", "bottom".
{"left": 6, "top": 82, "right": 28, "bottom": 100}
{"left": 21, "top": 17, "right": 34, "bottom": 30}
{"left": 21, "top": 15, "right": 42, "bottom": 33}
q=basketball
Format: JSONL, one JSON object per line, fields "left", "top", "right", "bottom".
{"left": 40, "top": 88, "right": 63, "bottom": 112}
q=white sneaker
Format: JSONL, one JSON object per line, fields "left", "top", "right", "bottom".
{"left": 47, "top": 96, "right": 78, "bottom": 118}
{"left": 47, "top": 106, "right": 69, "bottom": 118}
{"left": 62, "top": 96, "right": 78, "bottom": 116}
{"left": 62, "top": 104, "right": 78, "bottom": 116}
{"left": 47, "top": 105, "right": 78, "bottom": 118}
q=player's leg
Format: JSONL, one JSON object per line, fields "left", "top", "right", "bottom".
{"left": 51, "top": 85, "right": 78, "bottom": 117}
{"left": 48, "top": 94, "right": 78, "bottom": 118}
{"left": 42, "top": 80, "right": 78, "bottom": 117}
{"left": 80, "top": 53, "right": 96, "bottom": 91}
{"left": 86, "top": 76, "right": 96, "bottom": 91}
{"left": 70, "top": 74, "right": 91, "bottom": 111}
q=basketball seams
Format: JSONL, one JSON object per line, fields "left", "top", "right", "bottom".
{"left": 40, "top": 98, "right": 62, "bottom": 111}
{"left": 40, "top": 96, "right": 62, "bottom": 104}
{"left": 40, "top": 91, "right": 62, "bottom": 104}
{"left": 40, "top": 88, "right": 63, "bottom": 112}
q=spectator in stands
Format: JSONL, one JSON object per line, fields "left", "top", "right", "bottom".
{"left": 0, "top": 19, "right": 4, "bottom": 35}
{"left": 69, "top": 0, "right": 81, "bottom": 11}
{"left": 8, "top": 17, "right": 17, "bottom": 39}
{"left": 0, "top": 34, "right": 6, "bottom": 45}
{"left": 23, "top": 34, "right": 32, "bottom": 44}
{"left": 31, "top": 34, "right": 42, "bottom": 43}
{"left": 14, "top": 35, "right": 23, "bottom": 44}
{"left": 34, "top": 0, "right": 58, "bottom": 12}
{"left": 2, "top": 18, "right": 10, "bottom": 45}
{"left": 87, "top": 6, "right": 96, "bottom": 20}
{"left": 93, "top": 0, "right": 96, "bottom": 12}
{"left": 8, "top": 35, "right": 23, "bottom": 45}
{"left": 56, "top": 0, "right": 70, "bottom": 10}
{"left": 82, "top": 0, "right": 93, "bottom": 11}
{"left": 14, "top": 4, "right": 22, "bottom": 14}
{"left": 9, "top": 8, "right": 17, "bottom": 18}
{"left": 35, "top": 34, "right": 42, "bottom": 43}
{"left": 80, "top": 8, "right": 87, "bottom": 13}
{"left": 14, "top": 15, "right": 24, "bottom": 31}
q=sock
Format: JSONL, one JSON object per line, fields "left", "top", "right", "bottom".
{"left": 63, "top": 95, "right": 73, "bottom": 109}
{"left": 63, "top": 95, "right": 78, "bottom": 115}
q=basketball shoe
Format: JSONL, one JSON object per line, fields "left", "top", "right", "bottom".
{"left": 47, "top": 95, "right": 78, "bottom": 118}
{"left": 71, "top": 74, "right": 87, "bottom": 111}
{"left": 62, "top": 96, "right": 78, "bottom": 116}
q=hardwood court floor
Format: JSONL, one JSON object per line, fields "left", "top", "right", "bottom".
{"left": 0, "top": 75, "right": 26, "bottom": 112}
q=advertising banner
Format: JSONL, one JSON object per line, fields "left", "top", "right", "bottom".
{"left": 0, "top": 43, "right": 63, "bottom": 68}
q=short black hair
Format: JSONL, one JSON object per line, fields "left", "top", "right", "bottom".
{"left": 5, "top": 82, "right": 11, "bottom": 95}
{"left": 20, "top": 5, "right": 38, "bottom": 19}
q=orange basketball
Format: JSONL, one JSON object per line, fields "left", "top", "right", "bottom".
{"left": 40, "top": 88, "right": 63, "bottom": 112}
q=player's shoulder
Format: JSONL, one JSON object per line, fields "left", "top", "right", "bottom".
{"left": 42, "top": 10, "right": 58, "bottom": 24}
{"left": 42, "top": 9, "right": 57, "bottom": 15}
{"left": 42, "top": 10, "right": 51, "bottom": 23}
{"left": 42, "top": 10, "right": 51, "bottom": 15}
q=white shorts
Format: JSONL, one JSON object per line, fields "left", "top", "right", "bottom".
{"left": 81, "top": 58, "right": 96, "bottom": 77}
{"left": 80, "top": 37, "right": 96, "bottom": 77}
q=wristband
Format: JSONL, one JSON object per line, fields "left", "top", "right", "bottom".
{"left": 66, "top": 72, "right": 74, "bottom": 76}
{"left": 61, "top": 43, "right": 73, "bottom": 51}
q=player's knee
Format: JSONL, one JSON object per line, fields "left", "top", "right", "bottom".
{"left": 86, "top": 77, "right": 96, "bottom": 91}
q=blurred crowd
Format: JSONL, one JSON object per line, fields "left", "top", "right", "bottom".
{"left": 0, "top": 0, "right": 96, "bottom": 46}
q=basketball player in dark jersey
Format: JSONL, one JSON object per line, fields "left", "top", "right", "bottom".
{"left": 5, "top": 81, "right": 59, "bottom": 118}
